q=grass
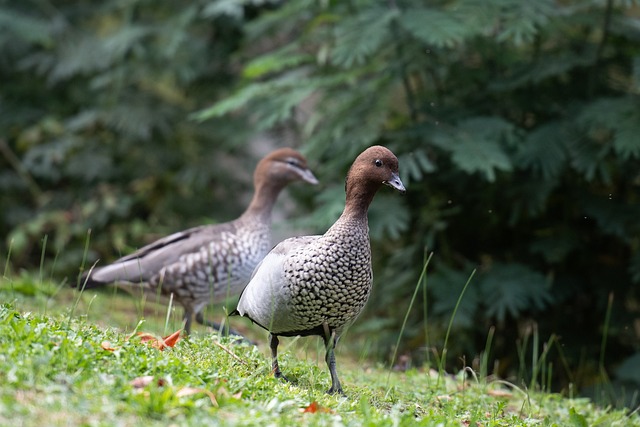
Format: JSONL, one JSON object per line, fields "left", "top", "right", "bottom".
{"left": 2, "top": 273, "right": 640, "bottom": 426}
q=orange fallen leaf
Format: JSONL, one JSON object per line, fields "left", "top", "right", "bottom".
{"left": 487, "top": 389, "right": 512, "bottom": 398}
{"left": 302, "top": 401, "right": 334, "bottom": 414}
{"left": 176, "top": 387, "right": 219, "bottom": 406}
{"left": 162, "top": 329, "right": 181, "bottom": 348}
{"left": 137, "top": 332, "right": 157, "bottom": 344}
{"left": 136, "top": 329, "right": 182, "bottom": 350}
{"left": 100, "top": 341, "right": 118, "bottom": 351}
{"left": 130, "top": 376, "right": 166, "bottom": 388}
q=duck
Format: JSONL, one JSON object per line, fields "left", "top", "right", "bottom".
{"left": 232, "top": 145, "right": 405, "bottom": 394}
{"left": 77, "top": 148, "right": 318, "bottom": 334}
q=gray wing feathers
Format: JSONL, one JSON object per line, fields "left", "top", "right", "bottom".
{"left": 90, "top": 222, "right": 237, "bottom": 283}
{"left": 89, "top": 257, "right": 151, "bottom": 283}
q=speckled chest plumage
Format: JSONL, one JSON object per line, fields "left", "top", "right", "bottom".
{"left": 281, "top": 218, "right": 372, "bottom": 333}
{"left": 151, "top": 220, "right": 270, "bottom": 307}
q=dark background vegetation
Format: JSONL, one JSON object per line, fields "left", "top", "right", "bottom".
{"left": 2, "top": 0, "right": 639, "bottom": 408}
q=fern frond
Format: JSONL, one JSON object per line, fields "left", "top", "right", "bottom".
{"left": 398, "top": 149, "right": 436, "bottom": 186}
{"left": 480, "top": 263, "right": 553, "bottom": 322}
{"left": 368, "top": 193, "right": 410, "bottom": 240}
{"left": 49, "top": 35, "right": 112, "bottom": 82}
{"left": 201, "top": 0, "right": 246, "bottom": 19}
{"left": 193, "top": 82, "right": 273, "bottom": 120}
{"left": 495, "top": 0, "right": 556, "bottom": 45}
{"left": 489, "top": 52, "right": 594, "bottom": 92}
{"left": 243, "top": 0, "right": 316, "bottom": 39}
{"left": 529, "top": 233, "right": 580, "bottom": 263}
{"left": 430, "top": 117, "right": 515, "bottom": 182}
{"left": 516, "top": 122, "right": 569, "bottom": 179}
{"left": 330, "top": 8, "right": 397, "bottom": 68}
{"left": 103, "top": 25, "right": 153, "bottom": 60}
{"left": 243, "top": 46, "right": 314, "bottom": 79}
{"left": 0, "top": 8, "right": 53, "bottom": 46}
{"left": 582, "top": 197, "right": 639, "bottom": 241}
{"left": 565, "top": 136, "right": 609, "bottom": 182}
{"left": 578, "top": 97, "right": 640, "bottom": 160}
{"left": 398, "top": 7, "right": 479, "bottom": 48}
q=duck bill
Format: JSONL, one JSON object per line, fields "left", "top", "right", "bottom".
{"left": 299, "top": 169, "right": 319, "bottom": 185}
{"left": 384, "top": 172, "right": 406, "bottom": 193}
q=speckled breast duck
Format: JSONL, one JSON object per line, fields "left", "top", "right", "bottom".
{"left": 233, "top": 145, "right": 405, "bottom": 395}
{"left": 78, "top": 148, "right": 318, "bottom": 334}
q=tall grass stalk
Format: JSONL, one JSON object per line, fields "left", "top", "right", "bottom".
{"left": 597, "top": 292, "right": 615, "bottom": 404}
{"left": 531, "top": 335, "right": 556, "bottom": 390}
{"left": 85, "top": 293, "right": 97, "bottom": 316}
{"left": 3, "top": 239, "right": 14, "bottom": 294}
{"left": 516, "top": 334, "right": 528, "bottom": 383}
{"left": 437, "top": 269, "right": 476, "bottom": 385}
{"left": 531, "top": 323, "right": 539, "bottom": 388}
{"left": 554, "top": 338, "right": 574, "bottom": 388}
{"left": 38, "top": 235, "right": 47, "bottom": 287}
{"left": 516, "top": 324, "right": 557, "bottom": 391}
{"left": 421, "top": 248, "right": 430, "bottom": 367}
{"left": 164, "top": 293, "right": 174, "bottom": 335}
{"left": 599, "top": 293, "right": 614, "bottom": 374}
{"left": 44, "top": 248, "right": 66, "bottom": 315}
{"left": 70, "top": 229, "right": 93, "bottom": 321}
{"left": 3, "top": 238, "right": 13, "bottom": 279}
{"left": 479, "top": 326, "right": 495, "bottom": 382}
{"left": 385, "top": 252, "right": 433, "bottom": 390}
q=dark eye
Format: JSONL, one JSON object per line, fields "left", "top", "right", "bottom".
{"left": 374, "top": 159, "right": 383, "bottom": 167}
{"left": 286, "top": 158, "right": 299, "bottom": 167}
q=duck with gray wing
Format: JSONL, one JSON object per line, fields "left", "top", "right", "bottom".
{"left": 233, "top": 145, "right": 405, "bottom": 395}
{"left": 77, "top": 148, "right": 318, "bottom": 334}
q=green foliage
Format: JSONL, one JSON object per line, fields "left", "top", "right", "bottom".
{"left": 191, "top": 0, "right": 640, "bottom": 404}
{"left": 479, "top": 263, "right": 552, "bottom": 323}
{"left": 331, "top": 7, "right": 397, "bottom": 67}
{"left": 1, "top": 0, "right": 259, "bottom": 276}
{"left": 429, "top": 117, "right": 515, "bottom": 182}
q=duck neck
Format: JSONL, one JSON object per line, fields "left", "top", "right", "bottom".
{"left": 340, "top": 185, "right": 376, "bottom": 223}
{"left": 240, "top": 179, "right": 284, "bottom": 223}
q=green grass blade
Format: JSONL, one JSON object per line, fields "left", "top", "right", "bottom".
{"left": 386, "top": 251, "right": 433, "bottom": 390}
{"left": 438, "top": 269, "right": 476, "bottom": 381}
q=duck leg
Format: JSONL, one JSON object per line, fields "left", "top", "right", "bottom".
{"left": 323, "top": 326, "right": 344, "bottom": 395}
{"left": 195, "top": 312, "right": 246, "bottom": 338}
{"left": 269, "top": 334, "right": 290, "bottom": 381}
{"left": 183, "top": 309, "right": 194, "bottom": 335}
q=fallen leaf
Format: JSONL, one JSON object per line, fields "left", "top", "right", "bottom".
{"left": 162, "top": 329, "right": 181, "bottom": 348}
{"left": 135, "top": 329, "right": 182, "bottom": 350}
{"left": 487, "top": 389, "right": 512, "bottom": 398}
{"left": 302, "top": 401, "right": 333, "bottom": 414}
{"left": 136, "top": 332, "right": 157, "bottom": 344}
{"left": 100, "top": 341, "right": 117, "bottom": 351}
{"left": 130, "top": 376, "right": 166, "bottom": 388}
{"left": 303, "top": 401, "right": 320, "bottom": 413}
{"left": 176, "top": 387, "right": 218, "bottom": 406}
